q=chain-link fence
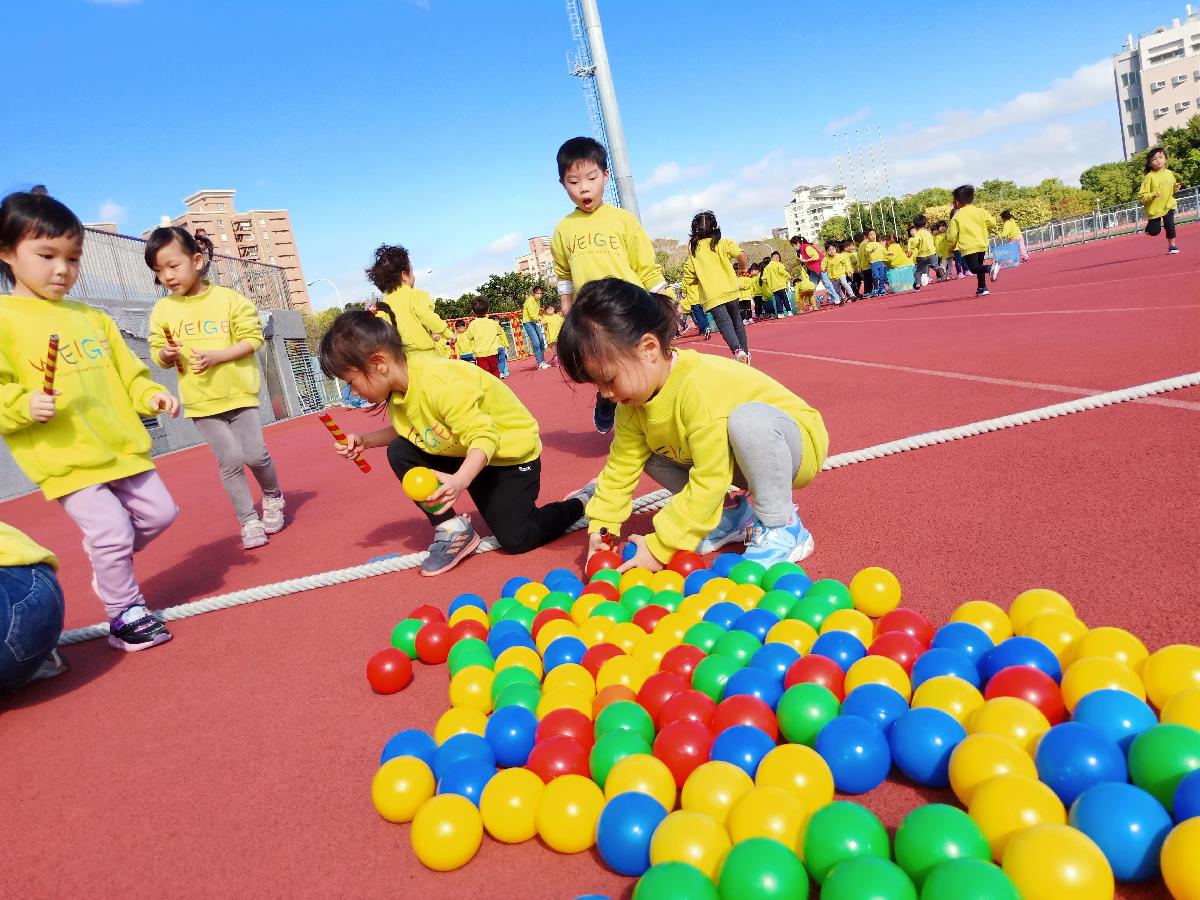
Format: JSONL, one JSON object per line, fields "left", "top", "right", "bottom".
{"left": 1022, "top": 186, "right": 1200, "bottom": 252}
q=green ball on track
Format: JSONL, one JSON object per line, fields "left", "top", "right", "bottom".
{"left": 589, "top": 569, "right": 622, "bottom": 587}
{"left": 691, "top": 655, "right": 744, "bottom": 702}
{"left": 635, "top": 862, "right": 718, "bottom": 900}
{"left": 589, "top": 729, "right": 653, "bottom": 788}
{"left": 493, "top": 681, "right": 541, "bottom": 713}
{"left": 820, "top": 857, "right": 915, "bottom": 900}
{"left": 591, "top": 601, "right": 632, "bottom": 624}
{"left": 538, "top": 591, "right": 575, "bottom": 613}
{"left": 893, "top": 803, "right": 990, "bottom": 888}
{"left": 777, "top": 683, "right": 841, "bottom": 746}
{"left": 757, "top": 589, "right": 797, "bottom": 619}
{"left": 620, "top": 585, "right": 655, "bottom": 613}
{"left": 762, "top": 561, "right": 806, "bottom": 591}
{"left": 805, "top": 579, "right": 853, "bottom": 613}
{"left": 718, "top": 837, "right": 810, "bottom": 900}
{"left": 654, "top": 589, "right": 683, "bottom": 612}
{"left": 490, "top": 665, "right": 540, "bottom": 701}
{"left": 390, "top": 618, "right": 424, "bottom": 658}
{"left": 683, "top": 621, "right": 726, "bottom": 654}
{"left": 729, "top": 560, "right": 767, "bottom": 587}
{"left": 594, "top": 700, "right": 656, "bottom": 745}
{"left": 788, "top": 596, "right": 831, "bottom": 632}
{"left": 712, "top": 630, "right": 762, "bottom": 665}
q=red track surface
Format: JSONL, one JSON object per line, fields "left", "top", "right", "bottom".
{"left": 2, "top": 231, "right": 1198, "bottom": 899}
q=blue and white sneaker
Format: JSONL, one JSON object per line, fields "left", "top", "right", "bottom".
{"left": 697, "top": 494, "right": 755, "bottom": 554}
{"left": 741, "top": 507, "right": 815, "bottom": 566}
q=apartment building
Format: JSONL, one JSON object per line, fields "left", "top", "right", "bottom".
{"left": 784, "top": 185, "right": 853, "bottom": 240}
{"left": 515, "top": 236, "right": 556, "bottom": 282}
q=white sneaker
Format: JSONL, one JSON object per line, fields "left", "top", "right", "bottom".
{"left": 241, "top": 517, "right": 269, "bottom": 549}
{"left": 262, "top": 494, "right": 285, "bottom": 534}
{"left": 742, "top": 509, "right": 814, "bottom": 566}
{"left": 697, "top": 495, "right": 755, "bottom": 554}
{"left": 989, "top": 262, "right": 1001, "bottom": 282}
{"left": 537, "top": 362, "right": 551, "bottom": 370}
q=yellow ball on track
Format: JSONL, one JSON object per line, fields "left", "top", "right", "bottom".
{"left": 967, "top": 773, "right": 1065, "bottom": 861}
{"left": 515, "top": 581, "right": 550, "bottom": 607}
{"left": 1009, "top": 588, "right": 1074, "bottom": 635}
{"left": 1161, "top": 687, "right": 1200, "bottom": 730}
{"left": 649, "top": 809, "right": 732, "bottom": 880}
{"left": 1060, "top": 656, "right": 1146, "bottom": 713}
{"left": 480, "top": 767, "right": 544, "bottom": 843}
{"left": 968, "top": 697, "right": 1050, "bottom": 755}
{"left": 753, "top": 744, "right": 834, "bottom": 816}
{"left": 1161, "top": 817, "right": 1200, "bottom": 900}
{"left": 728, "top": 785, "right": 805, "bottom": 846}
{"left": 844, "top": 655, "right": 912, "bottom": 701}
{"left": 849, "top": 566, "right": 901, "bottom": 617}
{"left": 950, "top": 600, "right": 1013, "bottom": 643}
{"left": 1071, "top": 626, "right": 1149, "bottom": 675}
{"left": 1021, "top": 613, "right": 1087, "bottom": 665}
{"left": 535, "top": 774, "right": 605, "bottom": 853}
{"left": 448, "top": 605, "right": 488, "bottom": 628}
{"left": 495, "top": 645, "right": 544, "bottom": 681}
{"left": 448, "top": 665, "right": 494, "bottom": 715}
{"left": 766, "top": 619, "right": 818, "bottom": 654}
{"left": 1142, "top": 643, "right": 1200, "bottom": 711}
{"left": 410, "top": 794, "right": 483, "bottom": 871}
{"left": 1001, "top": 824, "right": 1113, "bottom": 900}
{"left": 434, "top": 706, "right": 489, "bottom": 744}
{"left": 948, "top": 733, "right": 1037, "bottom": 806}
{"left": 371, "top": 756, "right": 435, "bottom": 823}
{"left": 542, "top": 662, "right": 594, "bottom": 696}
{"left": 605, "top": 753, "right": 677, "bottom": 810}
{"left": 820, "top": 608, "right": 875, "bottom": 645}
{"left": 912, "top": 675, "right": 985, "bottom": 726}
{"left": 680, "top": 761, "right": 753, "bottom": 828}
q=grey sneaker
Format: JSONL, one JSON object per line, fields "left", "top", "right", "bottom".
{"left": 28, "top": 649, "right": 69, "bottom": 682}
{"left": 563, "top": 480, "right": 597, "bottom": 505}
{"left": 241, "top": 517, "right": 269, "bottom": 549}
{"left": 421, "top": 516, "right": 481, "bottom": 576}
{"left": 262, "top": 494, "right": 286, "bottom": 534}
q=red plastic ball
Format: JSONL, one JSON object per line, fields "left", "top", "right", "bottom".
{"left": 632, "top": 604, "right": 670, "bottom": 634}
{"left": 636, "top": 671, "right": 689, "bottom": 724}
{"left": 585, "top": 550, "right": 623, "bottom": 580}
{"left": 869, "top": 631, "right": 926, "bottom": 674}
{"left": 408, "top": 604, "right": 446, "bottom": 625}
{"left": 366, "top": 647, "right": 413, "bottom": 694}
{"left": 532, "top": 607, "right": 572, "bottom": 639}
{"left": 710, "top": 694, "right": 779, "bottom": 741}
{"left": 581, "top": 642, "right": 625, "bottom": 678}
{"left": 653, "top": 717, "right": 714, "bottom": 788}
{"left": 660, "top": 644, "right": 707, "bottom": 681}
{"left": 667, "top": 550, "right": 705, "bottom": 577}
{"left": 656, "top": 689, "right": 717, "bottom": 730}
{"left": 535, "top": 708, "right": 595, "bottom": 752}
{"left": 448, "top": 619, "right": 487, "bottom": 644}
{"left": 585, "top": 580, "right": 620, "bottom": 603}
{"left": 414, "top": 621, "right": 452, "bottom": 665}
{"left": 526, "top": 734, "right": 590, "bottom": 783}
{"left": 984, "top": 665, "right": 1066, "bottom": 725}
{"left": 875, "top": 608, "right": 935, "bottom": 648}
{"left": 784, "top": 654, "right": 846, "bottom": 701}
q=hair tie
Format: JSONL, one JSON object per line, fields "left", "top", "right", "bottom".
{"left": 367, "top": 303, "right": 378, "bottom": 315}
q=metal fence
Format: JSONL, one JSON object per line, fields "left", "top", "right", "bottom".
{"left": 1022, "top": 185, "right": 1200, "bottom": 252}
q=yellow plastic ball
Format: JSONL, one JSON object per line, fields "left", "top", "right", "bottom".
{"left": 1142, "top": 644, "right": 1200, "bottom": 711}
{"left": 1001, "top": 824, "right": 1113, "bottom": 900}
{"left": 495, "top": 645, "right": 544, "bottom": 681}
{"left": 949, "top": 733, "right": 1038, "bottom": 806}
{"left": 1021, "top": 613, "right": 1087, "bottom": 665}
{"left": 448, "top": 665, "right": 494, "bottom": 714}
{"left": 677, "top": 594, "right": 711, "bottom": 622}
{"left": 1009, "top": 588, "right": 1074, "bottom": 635}
{"left": 967, "top": 773, "right": 1065, "bottom": 861}
{"left": 371, "top": 756, "right": 435, "bottom": 823}
{"left": 912, "top": 675, "right": 985, "bottom": 726}
{"left": 753, "top": 744, "right": 834, "bottom": 816}
{"left": 410, "top": 793, "right": 484, "bottom": 871}
{"left": 447, "top": 605, "right": 488, "bottom": 628}
{"left": 542, "top": 662, "right": 595, "bottom": 697}
{"left": 729, "top": 583, "right": 765, "bottom": 610}
{"left": 619, "top": 567, "right": 654, "bottom": 593}
{"left": 1161, "top": 687, "right": 1200, "bottom": 730}
{"left": 479, "top": 766, "right": 544, "bottom": 843}
{"left": 535, "top": 773, "right": 605, "bottom": 854}
{"left": 578, "top": 615, "right": 614, "bottom": 647}
{"left": 1161, "top": 817, "right": 1200, "bottom": 900}
{"left": 536, "top": 619, "right": 579, "bottom": 655}
{"left": 537, "top": 685, "right": 594, "bottom": 719}
{"left": 515, "top": 581, "right": 550, "bottom": 607}
{"left": 605, "top": 753, "right": 677, "bottom": 811}
{"left": 700, "top": 577, "right": 736, "bottom": 603}
{"left": 680, "top": 761, "right": 753, "bottom": 828}
{"left": 968, "top": 697, "right": 1050, "bottom": 755}
{"left": 649, "top": 809, "right": 732, "bottom": 881}
{"left": 951, "top": 600, "right": 1013, "bottom": 643}
{"left": 1061, "top": 656, "right": 1146, "bottom": 713}
{"left": 820, "top": 608, "right": 875, "bottom": 646}
{"left": 1071, "top": 626, "right": 1149, "bottom": 675}
{"left": 728, "top": 785, "right": 805, "bottom": 846}
{"left": 649, "top": 569, "right": 685, "bottom": 594}
{"left": 654, "top": 612, "right": 691, "bottom": 644}
{"left": 434, "top": 706, "right": 489, "bottom": 744}
{"left": 632, "top": 632, "right": 673, "bottom": 670}
{"left": 607, "top": 621, "right": 646, "bottom": 655}
{"left": 849, "top": 566, "right": 901, "bottom": 617}
{"left": 596, "top": 654, "right": 651, "bottom": 693}
{"left": 844, "top": 655, "right": 912, "bottom": 702}
{"left": 766, "top": 619, "right": 818, "bottom": 655}
{"left": 571, "top": 593, "right": 602, "bottom": 625}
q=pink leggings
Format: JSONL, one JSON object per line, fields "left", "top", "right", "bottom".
{"left": 59, "top": 471, "right": 177, "bottom": 620}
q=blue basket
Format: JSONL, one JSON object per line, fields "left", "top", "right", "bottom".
{"left": 887, "top": 265, "right": 915, "bottom": 293}
{"left": 991, "top": 241, "right": 1021, "bottom": 268}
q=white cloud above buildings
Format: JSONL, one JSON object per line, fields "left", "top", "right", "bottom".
{"left": 97, "top": 200, "right": 128, "bottom": 224}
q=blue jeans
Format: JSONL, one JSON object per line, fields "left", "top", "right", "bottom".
{"left": 521, "top": 322, "right": 545, "bottom": 365}
{"left": 774, "top": 289, "right": 792, "bottom": 315}
{"left": 497, "top": 345, "right": 509, "bottom": 377}
{"left": 870, "top": 261, "right": 889, "bottom": 294}
{"left": 0, "top": 563, "right": 64, "bottom": 692}
{"left": 818, "top": 272, "right": 839, "bottom": 302}
{"left": 689, "top": 305, "right": 710, "bottom": 333}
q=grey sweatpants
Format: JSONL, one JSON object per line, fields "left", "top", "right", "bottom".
{"left": 193, "top": 406, "right": 281, "bottom": 524}
{"left": 643, "top": 402, "right": 804, "bottom": 528}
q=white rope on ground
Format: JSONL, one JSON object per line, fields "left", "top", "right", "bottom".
{"left": 57, "top": 370, "right": 1200, "bottom": 646}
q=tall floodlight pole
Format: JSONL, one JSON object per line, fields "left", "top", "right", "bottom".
{"left": 834, "top": 134, "right": 850, "bottom": 237}
{"left": 866, "top": 129, "right": 884, "bottom": 234}
{"left": 855, "top": 129, "right": 876, "bottom": 233}
{"left": 878, "top": 127, "right": 899, "bottom": 236}
{"left": 844, "top": 133, "right": 864, "bottom": 233}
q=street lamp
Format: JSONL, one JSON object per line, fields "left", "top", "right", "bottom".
{"left": 306, "top": 278, "right": 343, "bottom": 307}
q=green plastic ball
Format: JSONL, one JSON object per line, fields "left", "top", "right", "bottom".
{"left": 594, "top": 700, "right": 656, "bottom": 745}
{"left": 788, "top": 596, "right": 831, "bottom": 632}
{"left": 591, "top": 600, "right": 633, "bottom": 624}
{"left": 729, "top": 560, "right": 767, "bottom": 587}
{"left": 692, "top": 655, "right": 744, "bottom": 702}
{"left": 589, "top": 729, "right": 653, "bottom": 788}
{"left": 501, "top": 604, "right": 535, "bottom": 631}
{"left": 389, "top": 618, "right": 424, "bottom": 658}
{"left": 488, "top": 597, "right": 519, "bottom": 625}
{"left": 447, "top": 637, "right": 491, "bottom": 669}
{"left": 684, "top": 621, "right": 726, "bottom": 654}
{"left": 446, "top": 643, "right": 494, "bottom": 676}
{"left": 893, "top": 804, "right": 990, "bottom": 887}
{"left": 717, "top": 837, "right": 809, "bottom": 899}
{"left": 757, "top": 589, "right": 797, "bottom": 620}
{"left": 919, "top": 858, "right": 1019, "bottom": 899}
{"left": 620, "top": 585, "right": 656, "bottom": 613}
{"left": 635, "top": 862, "right": 718, "bottom": 900}
{"left": 589, "top": 569, "right": 622, "bottom": 587}
{"left": 821, "top": 857, "right": 915, "bottom": 900}
{"left": 1128, "top": 723, "right": 1200, "bottom": 811}
{"left": 762, "top": 561, "right": 805, "bottom": 591}
{"left": 489, "top": 664, "right": 540, "bottom": 701}
{"left": 777, "top": 683, "right": 841, "bottom": 746}
{"left": 654, "top": 589, "right": 683, "bottom": 612}
{"left": 538, "top": 591, "right": 575, "bottom": 613}
{"left": 805, "top": 579, "right": 853, "bottom": 613}
{"left": 801, "top": 801, "right": 889, "bottom": 883}
{"left": 493, "top": 682, "right": 541, "bottom": 713}
{"left": 712, "top": 630, "right": 762, "bottom": 665}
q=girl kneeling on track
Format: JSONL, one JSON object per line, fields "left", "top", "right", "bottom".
{"left": 558, "top": 277, "right": 829, "bottom": 573}
{"left": 318, "top": 303, "right": 594, "bottom": 576}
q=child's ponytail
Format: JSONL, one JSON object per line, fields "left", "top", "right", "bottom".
{"left": 558, "top": 278, "right": 675, "bottom": 385}
{"left": 688, "top": 210, "right": 721, "bottom": 256}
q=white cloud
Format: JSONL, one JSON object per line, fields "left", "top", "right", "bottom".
{"left": 97, "top": 200, "right": 127, "bottom": 224}
{"left": 641, "top": 161, "right": 715, "bottom": 191}
{"left": 486, "top": 232, "right": 522, "bottom": 254}
{"left": 825, "top": 107, "right": 871, "bottom": 135}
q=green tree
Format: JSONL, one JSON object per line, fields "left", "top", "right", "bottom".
{"left": 653, "top": 237, "right": 688, "bottom": 285}
{"left": 976, "top": 180, "right": 1022, "bottom": 204}
{"left": 302, "top": 307, "right": 341, "bottom": 354}
{"left": 1080, "top": 161, "right": 1138, "bottom": 206}
{"left": 819, "top": 216, "right": 851, "bottom": 244}
{"left": 1157, "top": 113, "right": 1200, "bottom": 187}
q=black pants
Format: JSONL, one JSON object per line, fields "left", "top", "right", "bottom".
{"left": 861, "top": 267, "right": 874, "bottom": 295}
{"left": 739, "top": 299, "right": 753, "bottom": 323}
{"left": 1146, "top": 208, "right": 1177, "bottom": 240}
{"left": 962, "top": 251, "right": 988, "bottom": 291}
{"left": 709, "top": 300, "right": 748, "bottom": 355}
{"left": 386, "top": 438, "right": 583, "bottom": 554}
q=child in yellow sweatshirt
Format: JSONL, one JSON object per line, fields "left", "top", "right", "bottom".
{"left": 998, "top": 210, "right": 1029, "bottom": 262}
{"left": 365, "top": 244, "right": 453, "bottom": 356}
{"left": 542, "top": 304, "right": 564, "bottom": 365}
{"left": 147, "top": 227, "right": 285, "bottom": 550}
{"left": 464, "top": 296, "right": 505, "bottom": 379}
{"left": 680, "top": 211, "right": 751, "bottom": 361}
{"left": 1139, "top": 146, "right": 1181, "bottom": 254}
{"left": 318, "top": 304, "right": 594, "bottom": 576}
{"left": 558, "top": 278, "right": 828, "bottom": 570}
{"left": 0, "top": 190, "right": 179, "bottom": 652}
{"left": 947, "top": 185, "right": 1001, "bottom": 297}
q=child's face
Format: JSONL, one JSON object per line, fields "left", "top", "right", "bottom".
{"left": 340, "top": 353, "right": 396, "bottom": 405}
{"left": 1150, "top": 150, "right": 1166, "bottom": 171}
{"left": 587, "top": 335, "right": 670, "bottom": 407}
{"left": 151, "top": 239, "right": 206, "bottom": 295}
{"left": 866, "top": 231, "right": 876, "bottom": 241}
{"left": 561, "top": 160, "right": 609, "bottom": 212}
{"left": 0, "top": 232, "right": 83, "bottom": 301}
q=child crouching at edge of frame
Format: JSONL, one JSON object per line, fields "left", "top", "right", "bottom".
{"left": 317, "top": 303, "right": 596, "bottom": 576}
{"left": 558, "top": 277, "right": 829, "bottom": 574}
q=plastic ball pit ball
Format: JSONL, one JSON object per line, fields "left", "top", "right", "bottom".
{"left": 893, "top": 803, "right": 990, "bottom": 888}
{"left": 1069, "top": 781, "right": 1173, "bottom": 882}
{"left": 967, "top": 774, "right": 1066, "bottom": 861}
{"left": 535, "top": 773, "right": 605, "bottom": 853}
{"left": 814, "top": 715, "right": 891, "bottom": 794}
{"left": 648, "top": 809, "right": 731, "bottom": 881}
{"left": 633, "top": 861, "right": 719, "bottom": 900}
{"left": 479, "top": 766, "right": 543, "bottom": 843}
{"left": 596, "top": 790, "right": 669, "bottom": 876}
{"left": 410, "top": 793, "right": 483, "bottom": 871}
{"left": 849, "top": 566, "right": 901, "bottom": 617}
{"left": 366, "top": 647, "right": 413, "bottom": 694}
{"left": 717, "top": 836, "right": 810, "bottom": 900}
{"left": 1033, "top": 721, "right": 1127, "bottom": 806}
{"left": 821, "top": 856, "right": 916, "bottom": 900}
{"left": 1000, "top": 823, "right": 1113, "bottom": 900}
{"left": 800, "top": 801, "right": 889, "bottom": 883}
{"left": 371, "top": 756, "right": 435, "bottom": 823}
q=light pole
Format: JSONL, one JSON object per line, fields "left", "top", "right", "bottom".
{"left": 306, "top": 278, "right": 343, "bottom": 308}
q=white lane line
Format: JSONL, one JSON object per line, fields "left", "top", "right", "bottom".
{"left": 791, "top": 303, "right": 1200, "bottom": 325}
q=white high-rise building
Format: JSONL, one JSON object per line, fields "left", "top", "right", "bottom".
{"left": 784, "top": 185, "right": 853, "bottom": 240}
{"left": 1112, "top": 5, "right": 1200, "bottom": 159}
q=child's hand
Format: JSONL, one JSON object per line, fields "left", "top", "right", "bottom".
{"left": 189, "top": 348, "right": 225, "bottom": 374}
{"left": 617, "top": 534, "right": 664, "bottom": 574}
{"left": 150, "top": 392, "right": 180, "bottom": 418}
{"left": 336, "top": 432, "right": 366, "bottom": 459}
{"left": 29, "top": 391, "right": 57, "bottom": 422}
{"left": 158, "top": 344, "right": 181, "bottom": 366}
{"left": 586, "top": 532, "right": 610, "bottom": 560}
{"left": 423, "top": 469, "right": 466, "bottom": 507}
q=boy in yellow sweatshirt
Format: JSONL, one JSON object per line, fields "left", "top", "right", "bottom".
{"left": 464, "top": 296, "right": 505, "bottom": 379}
{"left": 551, "top": 137, "right": 667, "bottom": 434}
{"left": 910, "top": 215, "right": 940, "bottom": 289}
{"left": 861, "top": 229, "right": 889, "bottom": 297}
{"left": 947, "top": 185, "right": 1000, "bottom": 296}
{"left": 542, "top": 304, "right": 564, "bottom": 365}
{"left": 521, "top": 285, "right": 550, "bottom": 369}
{"left": 1139, "top": 146, "right": 1182, "bottom": 254}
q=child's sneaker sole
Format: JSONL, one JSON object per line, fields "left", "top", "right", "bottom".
{"left": 107, "top": 613, "right": 173, "bottom": 652}
{"left": 787, "top": 532, "right": 816, "bottom": 564}
{"left": 420, "top": 530, "right": 481, "bottom": 577}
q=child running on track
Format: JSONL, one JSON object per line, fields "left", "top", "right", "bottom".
{"left": 558, "top": 277, "right": 828, "bottom": 571}
{"left": 947, "top": 185, "right": 1001, "bottom": 297}
{"left": 146, "top": 226, "right": 286, "bottom": 550}
{"left": 0, "top": 190, "right": 179, "bottom": 651}
{"left": 543, "top": 303, "right": 564, "bottom": 365}
{"left": 463, "top": 296, "right": 505, "bottom": 378}
{"left": 998, "top": 210, "right": 1028, "bottom": 262}
{"left": 318, "top": 304, "right": 593, "bottom": 576}
{"left": 680, "top": 211, "right": 750, "bottom": 363}
{"left": 1139, "top": 146, "right": 1182, "bottom": 254}
{"left": 521, "top": 285, "right": 550, "bottom": 369}
{"left": 910, "top": 215, "right": 939, "bottom": 289}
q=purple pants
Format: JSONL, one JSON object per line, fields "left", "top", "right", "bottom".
{"left": 59, "top": 471, "right": 177, "bottom": 619}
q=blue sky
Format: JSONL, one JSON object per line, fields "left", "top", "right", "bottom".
{"left": 3, "top": 0, "right": 1179, "bottom": 307}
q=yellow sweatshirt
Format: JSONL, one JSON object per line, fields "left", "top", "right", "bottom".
{"left": 841, "top": 251, "right": 858, "bottom": 274}
{"left": 885, "top": 244, "right": 911, "bottom": 268}
{"left": 381, "top": 284, "right": 452, "bottom": 354}
{"left": 454, "top": 329, "right": 474, "bottom": 357}
{"left": 934, "top": 233, "right": 952, "bottom": 259}
{"left": 906, "top": 236, "right": 921, "bottom": 258}
{"left": 682, "top": 238, "right": 742, "bottom": 310}
{"left": 1139, "top": 169, "right": 1179, "bottom": 219}
{"left": 551, "top": 203, "right": 666, "bottom": 294}
{"left": 862, "top": 241, "right": 886, "bottom": 263}
{"left": 947, "top": 205, "right": 997, "bottom": 255}
{"left": 543, "top": 312, "right": 564, "bottom": 344}
{"left": 434, "top": 337, "right": 454, "bottom": 359}
{"left": 738, "top": 274, "right": 755, "bottom": 299}
{"left": 522, "top": 296, "right": 543, "bottom": 324}
{"left": 0, "top": 296, "right": 168, "bottom": 500}
{"left": 914, "top": 228, "right": 937, "bottom": 257}
{"left": 465, "top": 317, "right": 505, "bottom": 358}
{"left": 1000, "top": 220, "right": 1021, "bottom": 240}
{"left": 149, "top": 283, "right": 263, "bottom": 418}
{"left": 586, "top": 349, "right": 828, "bottom": 562}
{"left": 762, "top": 260, "right": 791, "bottom": 294}
{"left": 388, "top": 354, "right": 540, "bottom": 465}
{"left": 0, "top": 520, "right": 58, "bottom": 569}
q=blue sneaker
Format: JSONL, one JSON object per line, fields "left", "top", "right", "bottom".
{"left": 697, "top": 494, "right": 755, "bottom": 554}
{"left": 594, "top": 394, "right": 616, "bottom": 434}
{"left": 741, "top": 508, "right": 815, "bottom": 566}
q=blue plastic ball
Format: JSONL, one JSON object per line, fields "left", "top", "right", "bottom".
{"left": 380, "top": 728, "right": 438, "bottom": 767}
{"left": 1175, "top": 769, "right": 1200, "bottom": 822}
{"left": 773, "top": 572, "right": 814, "bottom": 599}
{"left": 911, "top": 648, "right": 981, "bottom": 689}
{"left": 733, "top": 608, "right": 779, "bottom": 643}
{"left": 683, "top": 569, "right": 717, "bottom": 597}
{"left": 484, "top": 704, "right": 538, "bottom": 767}
{"left": 501, "top": 576, "right": 532, "bottom": 598}
{"left": 711, "top": 552, "right": 744, "bottom": 578}
{"left": 984, "top": 636, "right": 1062, "bottom": 682}
{"left": 487, "top": 628, "right": 537, "bottom": 657}
{"left": 621, "top": 541, "right": 638, "bottom": 562}
{"left": 436, "top": 756, "right": 495, "bottom": 806}
{"left": 931, "top": 622, "right": 994, "bottom": 677}
{"left": 889, "top": 707, "right": 966, "bottom": 787}
{"left": 596, "top": 791, "right": 669, "bottom": 876}
{"left": 709, "top": 724, "right": 777, "bottom": 778}
{"left": 1071, "top": 689, "right": 1159, "bottom": 753}
{"left": 1035, "top": 721, "right": 1128, "bottom": 806}
{"left": 750, "top": 643, "right": 802, "bottom": 681}
{"left": 1069, "top": 782, "right": 1173, "bottom": 881}
{"left": 545, "top": 572, "right": 584, "bottom": 597}
{"left": 815, "top": 715, "right": 892, "bottom": 793}
{"left": 433, "top": 733, "right": 495, "bottom": 779}
{"left": 811, "top": 630, "right": 868, "bottom": 672}
{"left": 488, "top": 618, "right": 531, "bottom": 640}
{"left": 703, "top": 601, "right": 743, "bottom": 631}
{"left": 841, "top": 684, "right": 910, "bottom": 736}
{"left": 722, "top": 666, "right": 784, "bottom": 709}
{"left": 543, "top": 567, "right": 576, "bottom": 588}
{"left": 543, "top": 635, "right": 588, "bottom": 671}
{"left": 448, "top": 592, "right": 487, "bottom": 615}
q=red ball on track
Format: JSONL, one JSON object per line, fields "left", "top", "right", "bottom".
{"left": 785, "top": 654, "right": 846, "bottom": 701}
{"left": 869, "top": 631, "right": 926, "bottom": 674}
{"left": 667, "top": 550, "right": 705, "bottom": 576}
{"left": 526, "top": 734, "right": 590, "bottom": 783}
{"left": 585, "top": 550, "right": 623, "bottom": 580}
{"left": 711, "top": 694, "right": 779, "bottom": 741}
{"left": 875, "top": 608, "right": 935, "bottom": 648}
{"left": 581, "top": 642, "right": 625, "bottom": 678}
{"left": 653, "top": 717, "right": 714, "bottom": 788}
{"left": 408, "top": 604, "right": 446, "bottom": 625}
{"left": 637, "top": 671, "right": 689, "bottom": 724}
{"left": 532, "top": 608, "right": 573, "bottom": 639}
{"left": 656, "top": 689, "right": 717, "bottom": 730}
{"left": 585, "top": 580, "right": 620, "bottom": 603}
{"left": 535, "top": 708, "right": 595, "bottom": 752}
{"left": 448, "top": 619, "right": 487, "bottom": 644}
{"left": 415, "top": 622, "right": 452, "bottom": 665}
{"left": 366, "top": 647, "right": 413, "bottom": 694}
{"left": 632, "top": 604, "right": 670, "bottom": 634}
{"left": 984, "top": 665, "right": 1067, "bottom": 725}
{"left": 660, "top": 644, "right": 706, "bottom": 681}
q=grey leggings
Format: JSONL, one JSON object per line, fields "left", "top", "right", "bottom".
{"left": 643, "top": 402, "right": 803, "bottom": 528}
{"left": 193, "top": 406, "right": 281, "bottom": 524}
{"left": 708, "top": 301, "right": 749, "bottom": 355}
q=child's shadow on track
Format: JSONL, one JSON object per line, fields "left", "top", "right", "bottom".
{"left": 538, "top": 428, "right": 611, "bottom": 461}
{"left": 0, "top": 638, "right": 119, "bottom": 711}
{"left": 890, "top": 294, "right": 980, "bottom": 311}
